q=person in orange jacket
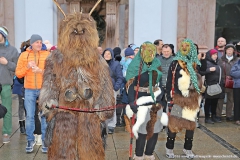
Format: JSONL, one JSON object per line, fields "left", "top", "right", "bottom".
{"left": 15, "top": 34, "right": 50, "bottom": 153}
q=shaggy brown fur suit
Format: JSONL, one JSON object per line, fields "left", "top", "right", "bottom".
{"left": 39, "top": 13, "right": 114, "bottom": 160}
{"left": 168, "top": 60, "right": 203, "bottom": 133}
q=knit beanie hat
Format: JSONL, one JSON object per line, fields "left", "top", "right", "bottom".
{"left": 30, "top": 34, "right": 42, "bottom": 45}
{"left": 131, "top": 44, "right": 139, "bottom": 51}
{"left": 113, "top": 47, "right": 121, "bottom": 57}
{"left": 210, "top": 49, "right": 218, "bottom": 56}
{"left": 125, "top": 48, "right": 134, "bottom": 57}
{"left": 0, "top": 26, "right": 9, "bottom": 46}
{"left": 225, "top": 44, "right": 236, "bottom": 51}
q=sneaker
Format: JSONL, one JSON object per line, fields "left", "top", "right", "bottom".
{"left": 205, "top": 118, "right": 214, "bottom": 124}
{"left": 166, "top": 147, "right": 175, "bottom": 159}
{"left": 226, "top": 117, "right": 234, "bottom": 122}
{"left": 212, "top": 116, "right": 221, "bottom": 123}
{"left": 183, "top": 149, "right": 194, "bottom": 159}
{"left": 20, "top": 127, "right": 26, "bottom": 134}
{"left": 235, "top": 121, "right": 240, "bottom": 125}
{"left": 2, "top": 134, "right": 10, "bottom": 144}
{"left": 35, "top": 134, "right": 42, "bottom": 146}
{"left": 41, "top": 141, "right": 48, "bottom": 153}
{"left": 108, "top": 127, "right": 114, "bottom": 134}
{"left": 116, "top": 122, "right": 122, "bottom": 127}
{"left": 133, "top": 154, "right": 144, "bottom": 160}
{"left": 26, "top": 140, "right": 36, "bottom": 153}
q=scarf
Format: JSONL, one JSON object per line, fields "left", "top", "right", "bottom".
{"left": 173, "top": 39, "right": 201, "bottom": 93}
{"left": 126, "top": 42, "right": 162, "bottom": 102}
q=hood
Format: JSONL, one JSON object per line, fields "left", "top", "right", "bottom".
{"left": 221, "top": 53, "right": 238, "bottom": 62}
{"left": 206, "top": 50, "right": 218, "bottom": 63}
{"left": 102, "top": 48, "right": 114, "bottom": 62}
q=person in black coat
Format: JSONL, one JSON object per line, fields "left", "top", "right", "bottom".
{"left": 204, "top": 49, "right": 225, "bottom": 124}
{"left": 165, "top": 39, "right": 204, "bottom": 159}
{"left": 102, "top": 48, "right": 123, "bottom": 134}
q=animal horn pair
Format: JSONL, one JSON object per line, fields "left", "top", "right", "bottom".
{"left": 53, "top": 0, "right": 67, "bottom": 20}
{"left": 53, "top": 0, "right": 102, "bottom": 19}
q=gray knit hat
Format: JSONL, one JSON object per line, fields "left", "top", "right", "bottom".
{"left": 30, "top": 34, "right": 42, "bottom": 45}
{"left": 225, "top": 44, "right": 236, "bottom": 51}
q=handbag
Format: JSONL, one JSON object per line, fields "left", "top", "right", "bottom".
{"left": 225, "top": 76, "right": 234, "bottom": 88}
{"left": 0, "top": 104, "right": 7, "bottom": 119}
{"left": 207, "top": 66, "right": 222, "bottom": 96}
{"left": 223, "top": 62, "right": 234, "bottom": 88}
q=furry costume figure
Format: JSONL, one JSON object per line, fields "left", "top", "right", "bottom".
{"left": 38, "top": 1, "right": 114, "bottom": 159}
{"left": 165, "top": 39, "right": 203, "bottom": 159}
{"left": 125, "top": 42, "right": 168, "bottom": 159}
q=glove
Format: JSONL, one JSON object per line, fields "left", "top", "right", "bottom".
{"left": 129, "top": 102, "right": 139, "bottom": 114}
{"left": 167, "top": 101, "right": 173, "bottom": 115}
{"left": 167, "top": 101, "right": 173, "bottom": 108}
{"left": 41, "top": 99, "right": 58, "bottom": 116}
{"left": 126, "top": 104, "right": 134, "bottom": 119}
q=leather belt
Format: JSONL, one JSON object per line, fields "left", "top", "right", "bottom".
{"left": 134, "top": 86, "right": 159, "bottom": 93}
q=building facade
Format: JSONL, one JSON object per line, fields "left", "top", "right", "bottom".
{"left": 1, "top": 0, "right": 217, "bottom": 54}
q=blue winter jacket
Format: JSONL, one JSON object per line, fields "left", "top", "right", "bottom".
{"left": 120, "top": 57, "right": 133, "bottom": 77}
{"left": 230, "top": 59, "right": 240, "bottom": 88}
{"left": 103, "top": 48, "right": 123, "bottom": 91}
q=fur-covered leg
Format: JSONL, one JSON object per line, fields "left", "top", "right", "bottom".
{"left": 100, "top": 121, "right": 107, "bottom": 149}
{"left": 48, "top": 112, "right": 78, "bottom": 160}
{"left": 133, "top": 106, "right": 151, "bottom": 139}
{"left": 77, "top": 113, "right": 105, "bottom": 160}
{"left": 44, "top": 116, "right": 56, "bottom": 147}
{"left": 160, "top": 112, "right": 168, "bottom": 126}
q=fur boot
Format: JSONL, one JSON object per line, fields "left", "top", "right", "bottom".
{"left": 144, "top": 154, "right": 155, "bottom": 160}
{"left": 124, "top": 115, "right": 131, "bottom": 133}
{"left": 133, "top": 154, "right": 144, "bottom": 160}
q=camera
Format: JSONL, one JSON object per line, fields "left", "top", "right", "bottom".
{"left": 236, "top": 45, "right": 240, "bottom": 53}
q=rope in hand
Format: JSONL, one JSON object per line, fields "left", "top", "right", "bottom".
{"left": 50, "top": 104, "right": 127, "bottom": 112}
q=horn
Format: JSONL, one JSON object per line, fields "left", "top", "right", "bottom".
{"left": 80, "top": 7, "right": 83, "bottom": 14}
{"left": 73, "top": 6, "right": 76, "bottom": 14}
{"left": 53, "top": 0, "right": 67, "bottom": 20}
{"left": 89, "top": 0, "right": 102, "bottom": 16}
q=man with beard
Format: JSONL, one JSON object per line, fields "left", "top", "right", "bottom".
{"left": 215, "top": 37, "right": 226, "bottom": 58}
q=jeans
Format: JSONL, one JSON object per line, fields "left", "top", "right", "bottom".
{"left": 1, "top": 85, "right": 12, "bottom": 135}
{"left": 24, "top": 89, "right": 47, "bottom": 141}
{"left": 107, "top": 90, "right": 117, "bottom": 128}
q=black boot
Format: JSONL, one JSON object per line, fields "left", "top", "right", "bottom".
{"left": 19, "top": 120, "right": 26, "bottom": 134}
{"left": 212, "top": 115, "right": 221, "bottom": 123}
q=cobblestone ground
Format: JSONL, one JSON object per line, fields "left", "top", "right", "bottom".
{"left": 0, "top": 95, "right": 240, "bottom": 160}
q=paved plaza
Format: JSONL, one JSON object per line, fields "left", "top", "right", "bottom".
{"left": 0, "top": 95, "right": 240, "bottom": 160}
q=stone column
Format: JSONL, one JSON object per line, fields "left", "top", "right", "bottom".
{"left": 177, "top": 0, "right": 216, "bottom": 50}
{"left": 1, "top": 0, "right": 15, "bottom": 46}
